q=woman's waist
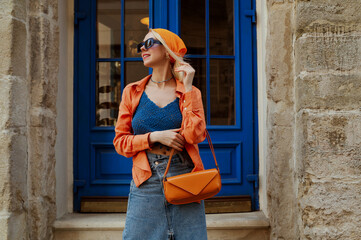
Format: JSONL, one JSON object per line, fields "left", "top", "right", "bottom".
{"left": 146, "top": 143, "right": 180, "bottom": 156}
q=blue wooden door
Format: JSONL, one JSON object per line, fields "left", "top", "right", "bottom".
{"left": 74, "top": 0, "right": 258, "bottom": 211}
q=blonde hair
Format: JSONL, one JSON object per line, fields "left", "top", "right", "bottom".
{"left": 149, "top": 28, "right": 186, "bottom": 82}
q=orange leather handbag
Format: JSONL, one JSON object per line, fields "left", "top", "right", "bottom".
{"left": 162, "top": 130, "right": 221, "bottom": 205}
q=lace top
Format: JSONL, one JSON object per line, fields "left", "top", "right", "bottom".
{"left": 132, "top": 91, "right": 183, "bottom": 135}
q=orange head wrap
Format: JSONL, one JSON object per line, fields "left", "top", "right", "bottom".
{"left": 150, "top": 28, "right": 187, "bottom": 63}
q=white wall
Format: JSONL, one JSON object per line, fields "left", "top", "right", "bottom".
{"left": 55, "top": 0, "right": 74, "bottom": 218}
{"left": 256, "top": 0, "right": 269, "bottom": 217}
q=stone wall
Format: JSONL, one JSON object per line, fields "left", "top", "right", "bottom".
{"left": 0, "top": 0, "right": 59, "bottom": 239}
{"left": 295, "top": 0, "right": 361, "bottom": 239}
{"left": 266, "top": 0, "right": 361, "bottom": 239}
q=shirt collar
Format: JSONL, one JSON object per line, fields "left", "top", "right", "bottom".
{"left": 134, "top": 74, "right": 186, "bottom": 95}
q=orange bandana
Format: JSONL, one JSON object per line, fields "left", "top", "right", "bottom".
{"left": 150, "top": 28, "right": 187, "bottom": 63}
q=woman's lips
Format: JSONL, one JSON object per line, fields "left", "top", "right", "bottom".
{"left": 142, "top": 54, "right": 150, "bottom": 59}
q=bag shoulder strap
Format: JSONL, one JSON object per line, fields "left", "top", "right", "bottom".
{"left": 162, "top": 129, "right": 219, "bottom": 181}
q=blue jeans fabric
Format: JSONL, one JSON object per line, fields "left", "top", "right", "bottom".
{"left": 123, "top": 152, "right": 208, "bottom": 240}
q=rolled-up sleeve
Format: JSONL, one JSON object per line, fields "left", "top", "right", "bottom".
{"left": 181, "top": 86, "right": 206, "bottom": 144}
{"left": 113, "top": 86, "right": 151, "bottom": 158}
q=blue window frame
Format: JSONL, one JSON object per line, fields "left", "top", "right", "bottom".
{"left": 74, "top": 0, "right": 258, "bottom": 211}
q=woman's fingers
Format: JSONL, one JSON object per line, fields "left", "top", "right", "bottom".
{"left": 169, "top": 136, "right": 184, "bottom": 151}
{"left": 175, "top": 133, "right": 185, "bottom": 142}
{"left": 172, "top": 141, "right": 184, "bottom": 151}
{"left": 156, "top": 129, "right": 186, "bottom": 151}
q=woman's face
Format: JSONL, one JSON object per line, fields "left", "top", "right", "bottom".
{"left": 140, "top": 32, "right": 168, "bottom": 68}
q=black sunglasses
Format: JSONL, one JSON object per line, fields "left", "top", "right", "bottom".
{"left": 137, "top": 38, "right": 163, "bottom": 53}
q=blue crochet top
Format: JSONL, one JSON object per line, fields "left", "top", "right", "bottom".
{"left": 132, "top": 91, "right": 183, "bottom": 135}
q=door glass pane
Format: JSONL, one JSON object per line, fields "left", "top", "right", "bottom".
{"left": 96, "top": 0, "right": 121, "bottom": 58}
{"left": 181, "top": 0, "right": 206, "bottom": 55}
{"left": 188, "top": 58, "right": 207, "bottom": 122}
{"left": 96, "top": 62, "right": 121, "bottom": 126}
{"left": 125, "top": 0, "right": 149, "bottom": 58}
{"left": 210, "top": 59, "right": 235, "bottom": 125}
{"left": 125, "top": 61, "right": 149, "bottom": 86}
{"left": 209, "top": 0, "right": 234, "bottom": 55}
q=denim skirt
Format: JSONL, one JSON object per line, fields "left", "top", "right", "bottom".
{"left": 122, "top": 152, "right": 208, "bottom": 240}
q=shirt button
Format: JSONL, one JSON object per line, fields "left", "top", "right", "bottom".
{"left": 183, "top": 100, "right": 186, "bottom": 103}
{"left": 184, "top": 107, "right": 187, "bottom": 110}
{"left": 155, "top": 161, "right": 159, "bottom": 165}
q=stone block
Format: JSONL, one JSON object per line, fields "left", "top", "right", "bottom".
{"left": 13, "top": 0, "right": 27, "bottom": 22}
{"left": 0, "top": 212, "right": 10, "bottom": 239}
{"left": 299, "top": 111, "right": 361, "bottom": 152}
{"left": 297, "top": 110, "right": 361, "bottom": 178}
{"left": 296, "top": 73, "right": 361, "bottom": 111}
{"left": 305, "top": 148, "right": 361, "bottom": 180}
{"left": 0, "top": 132, "right": 11, "bottom": 212}
{"left": 267, "top": 126, "right": 297, "bottom": 240}
{"left": 27, "top": 126, "right": 56, "bottom": 239}
{"left": 28, "top": 197, "right": 55, "bottom": 240}
{"left": 28, "top": 127, "right": 56, "bottom": 199}
{"left": 266, "top": 3, "right": 294, "bottom": 105}
{"left": 296, "top": 0, "right": 361, "bottom": 37}
{"left": 0, "top": 77, "right": 11, "bottom": 130}
{"left": 268, "top": 101, "right": 294, "bottom": 127}
{"left": 28, "top": 0, "right": 49, "bottom": 15}
{"left": 30, "top": 107, "right": 56, "bottom": 128}
{"left": 8, "top": 131, "right": 27, "bottom": 213}
{"left": 7, "top": 212, "right": 27, "bottom": 240}
{"left": 0, "top": 16, "right": 27, "bottom": 78}
{"left": 28, "top": 15, "right": 59, "bottom": 110}
{"left": 0, "top": 16, "right": 12, "bottom": 75}
{"left": 49, "top": 0, "right": 58, "bottom": 20}
{"left": 0, "top": 128, "right": 27, "bottom": 214}
{"left": 28, "top": 16, "right": 41, "bottom": 81}
{"left": 299, "top": 179, "right": 361, "bottom": 239}
{"left": 10, "top": 18, "right": 27, "bottom": 78}
{"left": 295, "top": 34, "right": 361, "bottom": 74}
{"left": 0, "top": 76, "right": 27, "bottom": 129}
{"left": 0, "top": 0, "right": 26, "bottom": 21}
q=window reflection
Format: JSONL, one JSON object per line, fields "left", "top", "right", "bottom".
{"left": 181, "top": 0, "right": 206, "bottom": 55}
{"left": 125, "top": 0, "right": 149, "bottom": 58}
{"left": 96, "top": 0, "right": 121, "bottom": 58}
{"left": 209, "top": 0, "right": 234, "bottom": 55}
{"left": 96, "top": 62, "right": 121, "bottom": 126}
{"left": 210, "top": 59, "right": 235, "bottom": 125}
{"left": 181, "top": 0, "right": 235, "bottom": 125}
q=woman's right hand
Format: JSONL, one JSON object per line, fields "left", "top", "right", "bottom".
{"left": 149, "top": 129, "right": 185, "bottom": 151}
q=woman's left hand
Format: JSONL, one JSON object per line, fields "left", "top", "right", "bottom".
{"left": 174, "top": 62, "right": 195, "bottom": 92}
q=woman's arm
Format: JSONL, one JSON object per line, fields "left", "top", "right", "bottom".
{"left": 174, "top": 62, "right": 207, "bottom": 144}
{"left": 113, "top": 86, "right": 152, "bottom": 158}
{"left": 180, "top": 86, "right": 206, "bottom": 144}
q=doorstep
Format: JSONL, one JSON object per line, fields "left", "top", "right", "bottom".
{"left": 53, "top": 211, "right": 270, "bottom": 240}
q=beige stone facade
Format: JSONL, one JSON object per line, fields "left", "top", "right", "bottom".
{"left": 1, "top": 0, "right": 58, "bottom": 239}
{"left": 0, "top": 0, "right": 360, "bottom": 239}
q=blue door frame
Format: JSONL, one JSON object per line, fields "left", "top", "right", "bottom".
{"left": 73, "top": 0, "right": 259, "bottom": 211}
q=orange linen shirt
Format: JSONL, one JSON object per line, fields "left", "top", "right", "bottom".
{"left": 113, "top": 74, "right": 206, "bottom": 187}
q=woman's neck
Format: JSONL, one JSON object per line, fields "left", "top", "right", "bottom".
{"left": 150, "top": 66, "right": 175, "bottom": 89}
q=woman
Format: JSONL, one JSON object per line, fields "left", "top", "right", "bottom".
{"left": 113, "top": 28, "right": 207, "bottom": 240}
